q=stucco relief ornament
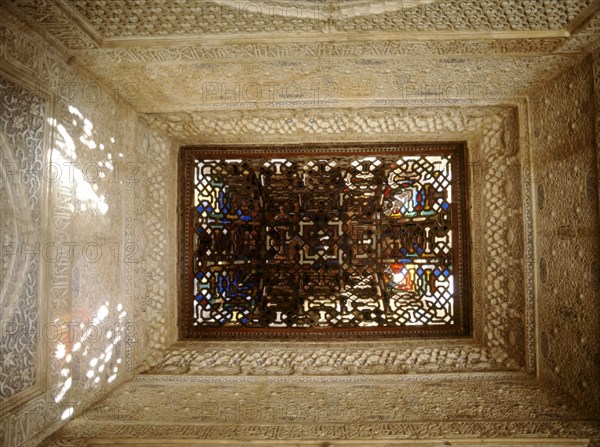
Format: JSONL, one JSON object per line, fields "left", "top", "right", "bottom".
{"left": 0, "top": 131, "right": 33, "bottom": 340}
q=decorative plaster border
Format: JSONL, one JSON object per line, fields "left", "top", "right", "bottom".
{"left": 135, "top": 371, "right": 531, "bottom": 383}
{"left": 143, "top": 103, "right": 532, "bottom": 373}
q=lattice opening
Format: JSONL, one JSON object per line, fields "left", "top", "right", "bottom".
{"left": 179, "top": 143, "right": 470, "bottom": 338}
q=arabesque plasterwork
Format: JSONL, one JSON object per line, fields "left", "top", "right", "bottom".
{"left": 0, "top": 1, "right": 599, "bottom": 446}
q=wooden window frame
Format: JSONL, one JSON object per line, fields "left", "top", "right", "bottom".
{"left": 178, "top": 142, "right": 471, "bottom": 339}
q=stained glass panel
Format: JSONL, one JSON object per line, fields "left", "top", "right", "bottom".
{"left": 180, "top": 144, "right": 470, "bottom": 338}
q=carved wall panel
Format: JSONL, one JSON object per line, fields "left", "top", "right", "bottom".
{"left": 64, "top": 0, "right": 594, "bottom": 38}
{"left": 147, "top": 341, "right": 512, "bottom": 376}
{"left": 144, "top": 107, "right": 490, "bottom": 144}
{"left": 5, "top": 1, "right": 596, "bottom": 116}
{"left": 0, "top": 75, "right": 46, "bottom": 404}
{"left": 0, "top": 9, "right": 176, "bottom": 447}
{"left": 37, "top": 377, "right": 600, "bottom": 446}
{"left": 131, "top": 122, "right": 178, "bottom": 370}
{"left": 532, "top": 53, "right": 600, "bottom": 413}
{"left": 476, "top": 109, "right": 526, "bottom": 368}
{"left": 77, "top": 53, "right": 580, "bottom": 113}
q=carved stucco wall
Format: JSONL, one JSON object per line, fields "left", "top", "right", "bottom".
{"left": 6, "top": 0, "right": 597, "bottom": 114}
{"left": 531, "top": 50, "right": 600, "bottom": 414}
{"left": 0, "top": 9, "right": 177, "bottom": 447}
{"left": 69, "top": 0, "right": 593, "bottom": 37}
{"left": 43, "top": 93, "right": 585, "bottom": 446}
{"left": 130, "top": 121, "right": 178, "bottom": 371}
{"left": 38, "top": 375, "right": 600, "bottom": 446}
{"left": 42, "top": 68, "right": 600, "bottom": 446}
{"left": 1, "top": 1, "right": 600, "bottom": 446}
{"left": 0, "top": 76, "right": 46, "bottom": 403}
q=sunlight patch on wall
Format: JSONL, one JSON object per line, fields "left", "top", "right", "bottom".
{"left": 43, "top": 104, "right": 134, "bottom": 422}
